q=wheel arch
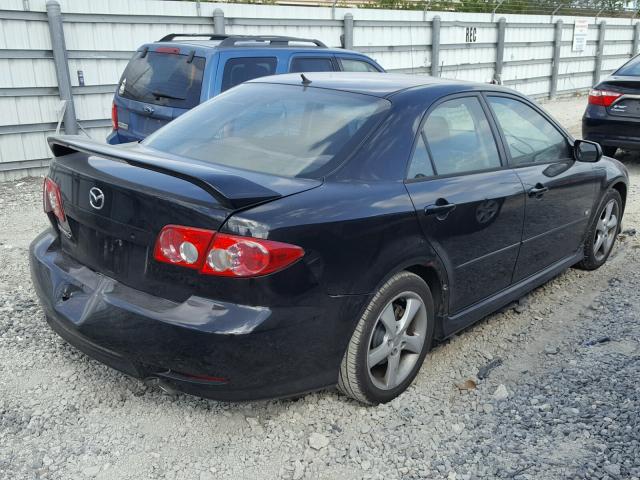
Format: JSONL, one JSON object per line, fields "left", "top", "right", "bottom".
{"left": 611, "top": 180, "right": 627, "bottom": 213}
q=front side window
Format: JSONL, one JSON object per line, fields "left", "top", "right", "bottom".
{"left": 340, "top": 58, "right": 380, "bottom": 72}
{"left": 290, "top": 57, "right": 334, "bottom": 73}
{"left": 488, "top": 96, "right": 572, "bottom": 165}
{"left": 221, "top": 57, "right": 277, "bottom": 92}
{"left": 119, "top": 51, "right": 205, "bottom": 109}
{"left": 145, "top": 83, "right": 390, "bottom": 179}
{"left": 418, "top": 97, "right": 501, "bottom": 176}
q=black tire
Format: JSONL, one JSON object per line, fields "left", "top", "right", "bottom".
{"left": 337, "top": 271, "right": 435, "bottom": 405}
{"left": 602, "top": 146, "right": 618, "bottom": 157}
{"left": 576, "top": 189, "right": 622, "bottom": 270}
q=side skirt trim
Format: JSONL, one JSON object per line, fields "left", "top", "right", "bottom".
{"left": 440, "top": 250, "right": 583, "bottom": 339}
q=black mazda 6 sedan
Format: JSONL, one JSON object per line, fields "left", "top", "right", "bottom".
{"left": 30, "top": 73, "right": 629, "bottom": 404}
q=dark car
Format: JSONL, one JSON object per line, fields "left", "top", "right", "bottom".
{"left": 107, "top": 34, "right": 384, "bottom": 145}
{"left": 31, "top": 73, "right": 629, "bottom": 405}
{"left": 583, "top": 54, "right": 640, "bottom": 156}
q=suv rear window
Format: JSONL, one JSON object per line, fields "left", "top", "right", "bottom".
{"left": 144, "top": 83, "right": 390, "bottom": 179}
{"left": 118, "top": 51, "right": 205, "bottom": 109}
{"left": 221, "top": 57, "right": 277, "bottom": 92}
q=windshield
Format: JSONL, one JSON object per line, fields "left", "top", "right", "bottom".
{"left": 144, "top": 83, "right": 390, "bottom": 178}
{"left": 118, "top": 51, "right": 205, "bottom": 109}
{"left": 615, "top": 56, "right": 640, "bottom": 76}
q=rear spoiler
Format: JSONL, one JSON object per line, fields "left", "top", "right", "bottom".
{"left": 47, "top": 136, "right": 311, "bottom": 210}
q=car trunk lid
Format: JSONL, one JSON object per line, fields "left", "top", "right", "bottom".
{"left": 599, "top": 76, "right": 640, "bottom": 119}
{"left": 46, "top": 136, "right": 320, "bottom": 297}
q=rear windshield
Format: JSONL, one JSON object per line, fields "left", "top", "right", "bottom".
{"left": 118, "top": 51, "right": 205, "bottom": 109}
{"left": 615, "top": 56, "right": 640, "bottom": 76}
{"left": 144, "top": 83, "right": 389, "bottom": 178}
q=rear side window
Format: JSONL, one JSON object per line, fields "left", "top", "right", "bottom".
{"left": 119, "top": 51, "right": 205, "bottom": 109}
{"left": 340, "top": 58, "right": 379, "bottom": 72}
{"left": 290, "top": 57, "right": 334, "bottom": 73}
{"left": 221, "top": 57, "right": 277, "bottom": 92}
{"left": 420, "top": 97, "right": 501, "bottom": 176}
{"left": 407, "top": 134, "right": 434, "bottom": 179}
{"left": 615, "top": 55, "right": 640, "bottom": 76}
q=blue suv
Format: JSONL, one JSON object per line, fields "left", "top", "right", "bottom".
{"left": 107, "top": 34, "right": 384, "bottom": 144}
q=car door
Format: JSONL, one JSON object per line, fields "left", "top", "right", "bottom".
{"left": 485, "top": 94, "right": 600, "bottom": 281}
{"left": 404, "top": 94, "right": 526, "bottom": 314}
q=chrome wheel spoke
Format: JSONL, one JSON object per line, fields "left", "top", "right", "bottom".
{"left": 596, "top": 218, "right": 606, "bottom": 233}
{"left": 398, "top": 298, "right": 421, "bottom": 335}
{"left": 607, "top": 214, "right": 618, "bottom": 231}
{"left": 604, "top": 201, "right": 614, "bottom": 223}
{"left": 594, "top": 233, "right": 604, "bottom": 253}
{"left": 368, "top": 342, "right": 392, "bottom": 368}
{"left": 384, "top": 353, "right": 400, "bottom": 388}
{"left": 379, "top": 303, "right": 397, "bottom": 334}
{"left": 402, "top": 333, "right": 423, "bottom": 354}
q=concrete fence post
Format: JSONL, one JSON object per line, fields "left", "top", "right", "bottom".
{"left": 594, "top": 20, "right": 606, "bottom": 85}
{"left": 494, "top": 17, "right": 506, "bottom": 84}
{"left": 632, "top": 22, "right": 640, "bottom": 56}
{"left": 213, "top": 8, "right": 225, "bottom": 35}
{"left": 343, "top": 13, "right": 353, "bottom": 50}
{"left": 46, "top": 0, "right": 77, "bottom": 135}
{"left": 431, "top": 15, "right": 441, "bottom": 77}
{"left": 550, "top": 19, "right": 563, "bottom": 99}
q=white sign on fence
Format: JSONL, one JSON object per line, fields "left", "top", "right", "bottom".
{"left": 573, "top": 19, "right": 589, "bottom": 52}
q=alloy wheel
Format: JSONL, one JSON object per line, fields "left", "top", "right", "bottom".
{"left": 366, "top": 292, "right": 428, "bottom": 390}
{"left": 593, "top": 199, "right": 619, "bottom": 262}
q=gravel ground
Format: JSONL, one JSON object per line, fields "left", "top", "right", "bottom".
{"left": 1, "top": 96, "right": 639, "bottom": 480}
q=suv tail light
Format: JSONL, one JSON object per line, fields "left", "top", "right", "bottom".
{"left": 588, "top": 89, "right": 622, "bottom": 107}
{"left": 153, "top": 225, "right": 304, "bottom": 277}
{"left": 43, "top": 177, "right": 66, "bottom": 222}
{"left": 111, "top": 102, "right": 118, "bottom": 130}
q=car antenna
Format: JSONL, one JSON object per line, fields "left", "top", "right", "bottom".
{"left": 300, "top": 73, "right": 312, "bottom": 85}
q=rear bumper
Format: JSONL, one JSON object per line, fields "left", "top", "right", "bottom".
{"left": 29, "top": 230, "right": 367, "bottom": 401}
{"left": 582, "top": 106, "right": 640, "bottom": 149}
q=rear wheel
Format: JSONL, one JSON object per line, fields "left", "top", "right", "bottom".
{"left": 337, "top": 271, "right": 434, "bottom": 405}
{"left": 576, "top": 189, "right": 622, "bottom": 270}
{"left": 602, "top": 146, "right": 618, "bottom": 157}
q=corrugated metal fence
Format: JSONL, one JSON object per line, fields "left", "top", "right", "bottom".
{"left": 1, "top": 0, "right": 639, "bottom": 180}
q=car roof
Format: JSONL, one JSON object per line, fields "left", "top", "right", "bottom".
{"left": 247, "top": 72, "right": 512, "bottom": 98}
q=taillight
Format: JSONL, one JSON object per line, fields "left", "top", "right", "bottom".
{"left": 156, "top": 47, "right": 180, "bottom": 54}
{"left": 111, "top": 102, "right": 118, "bottom": 130}
{"left": 153, "top": 226, "right": 304, "bottom": 277}
{"left": 43, "top": 177, "right": 66, "bottom": 222}
{"left": 588, "top": 89, "right": 622, "bottom": 107}
{"left": 153, "top": 225, "right": 215, "bottom": 270}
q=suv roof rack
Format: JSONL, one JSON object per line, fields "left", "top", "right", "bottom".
{"left": 157, "top": 33, "right": 327, "bottom": 48}
{"left": 158, "top": 33, "right": 229, "bottom": 42}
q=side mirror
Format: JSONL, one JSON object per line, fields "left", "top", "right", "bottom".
{"left": 574, "top": 139, "right": 602, "bottom": 163}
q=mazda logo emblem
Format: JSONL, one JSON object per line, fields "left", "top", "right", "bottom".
{"left": 89, "top": 187, "right": 105, "bottom": 210}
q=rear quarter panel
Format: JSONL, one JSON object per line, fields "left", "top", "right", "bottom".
{"left": 223, "top": 182, "right": 446, "bottom": 297}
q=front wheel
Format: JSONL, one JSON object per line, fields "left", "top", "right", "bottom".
{"left": 576, "top": 189, "right": 622, "bottom": 270}
{"left": 337, "top": 271, "right": 435, "bottom": 405}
